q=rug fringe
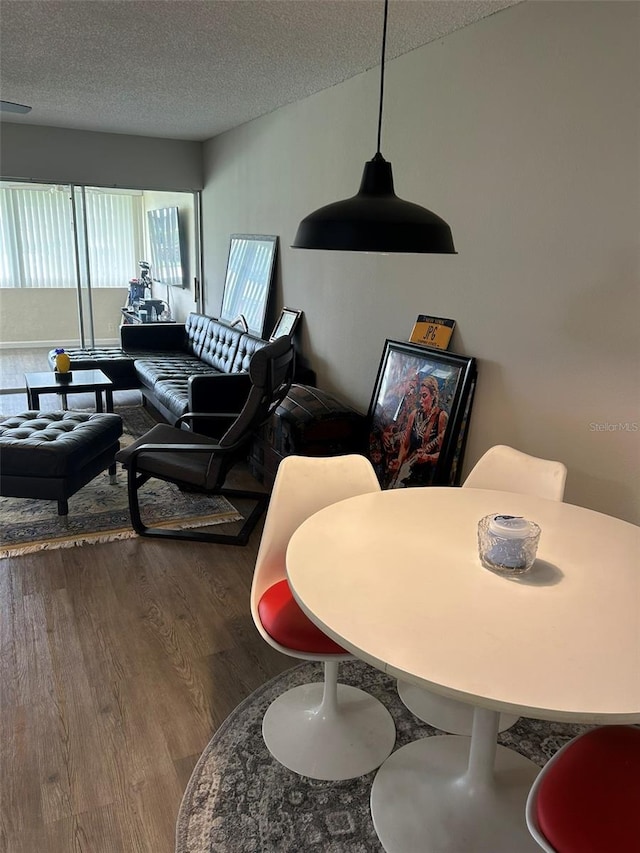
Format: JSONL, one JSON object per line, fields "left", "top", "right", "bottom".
{"left": 0, "top": 510, "right": 243, "bottom": 559}
{"left": 0, "top": 528, "right": 137, "bottom": 558}
{"left": 157, "top": 510, "right": 242, "bottom": 530}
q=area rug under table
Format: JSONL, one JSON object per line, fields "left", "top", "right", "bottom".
{"left": 0, "top": 406, "right": 242, "bottom": 558}
{"left": 176, "top": 659, "right": 591, "bottom": 853}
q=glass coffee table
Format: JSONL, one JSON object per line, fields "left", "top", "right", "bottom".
{"left": 25, "top": 369, "right": 115, "bottom": 413}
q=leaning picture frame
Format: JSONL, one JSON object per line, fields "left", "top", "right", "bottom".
{"left": 220, "top": 234, "right": 278, "bottom": 338}
{"left": 269, "top": 307, "right": 303, "bottom": 341}
{"left": 367, "top": 339, "right": 477, "bottom": 490}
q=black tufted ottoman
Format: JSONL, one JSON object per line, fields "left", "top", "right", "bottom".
{"left": 0, "top": 411, "right": 123, "bottom": 516}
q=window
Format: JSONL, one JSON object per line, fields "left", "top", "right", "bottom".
{"left": 0, "top": 182, "right": 143, "bottom": 289}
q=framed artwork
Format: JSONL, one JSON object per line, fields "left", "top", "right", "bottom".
{"left": 408, "top": 314, "right": 456, "bottom": 350}
{"left": 367, "top": 340, "right": 477, "bottom": 490}
{"left": 269, "top": 307, "right": 303, "bottom": 341}
{"left": 220, "top": 234, "right": 278, "bottom": 338}
{"left": 448, "top": 373, "right": 477, "bottom": 487}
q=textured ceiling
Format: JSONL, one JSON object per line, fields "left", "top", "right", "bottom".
{"left": 0, "top": 0, "right": 519, "bottom": 141}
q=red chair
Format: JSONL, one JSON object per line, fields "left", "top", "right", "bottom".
{"left": 525, "top": 726, "right": 640, "bottom": 852}
{"left": 250, "top": 454, "right": 396, "bottom": 780}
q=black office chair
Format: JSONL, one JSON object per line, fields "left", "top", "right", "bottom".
{"left": 115, "top": 336, "right": 294, "bottom": 545}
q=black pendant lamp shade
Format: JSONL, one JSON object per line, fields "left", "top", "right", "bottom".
{"left": 293, "top": 153, "right": 455, "bottom": 253}
{"left": 292, "top": 0, "right": 455, "bottom": 254}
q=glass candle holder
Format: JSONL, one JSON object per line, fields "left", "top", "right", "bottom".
{"left": 478, "top": 514, "right": 541, "bottom": 575}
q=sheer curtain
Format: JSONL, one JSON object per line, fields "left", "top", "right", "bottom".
{"left": 0, "top": 184, "right": 143, "bottom": 289}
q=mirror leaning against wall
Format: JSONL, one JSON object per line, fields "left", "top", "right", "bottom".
{"left": 219, "top": 234, "right": 278, "bottom": 340}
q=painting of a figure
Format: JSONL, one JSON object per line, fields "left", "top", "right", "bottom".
{"left": 367, "top": 340, "right": 477, "bottom": 489}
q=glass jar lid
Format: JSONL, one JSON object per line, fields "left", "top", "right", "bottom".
{"left": 488, "top": 514, "right": 531, "bottom": 539}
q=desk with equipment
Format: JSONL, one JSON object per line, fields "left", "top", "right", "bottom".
{"left": 122, "top": 261, "right": 173, "bottom": 325}
{"left": 121, "top": 299, "right": 172, "bottom": 325}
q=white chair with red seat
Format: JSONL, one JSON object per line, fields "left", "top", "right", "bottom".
{"left": 398, "top": 444, "right": 568, "bottom": 734}
{"left": 525, "top": 725, "right": 640, "bottom": 852}
{"left": 250, "top": 453, "right": 396, "bottom": 780}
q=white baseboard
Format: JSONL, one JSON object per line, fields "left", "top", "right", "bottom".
{"left": 0, "top": 338, "right": 120, "bottom": 350}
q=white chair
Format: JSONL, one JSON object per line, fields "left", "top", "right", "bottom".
{"left": 463, "top": 444, "right": 568, "bottom": 498}
{"left": 250, "top": 454, "right": 396, "bottom": 780}
{"left": 398, "top": 444, "right": 568, "bottom": 735}
{"left": 526, "top": 726, "right": 640, "bottom": 852}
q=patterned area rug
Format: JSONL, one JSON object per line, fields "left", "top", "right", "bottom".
{"left": 0, "top": 406, "right": 241, "bottom": 557}
{"left": 176, "top": 659, "right": 591, "bottom": 853}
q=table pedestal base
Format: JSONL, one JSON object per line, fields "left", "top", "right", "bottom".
{"left": 371, "top": 735, "right": 540, "bottom": 853}
{"left": 397, "top": 680, "right": 519, "bottom": 735}
{"left": 262, "top": 680, "right": 395, "bottom": 781}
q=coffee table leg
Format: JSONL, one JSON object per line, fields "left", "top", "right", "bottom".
{"left": 28, "top": 389, "right": 38, "bottom": 409}
{"left": 105, "top": 388, "right": 114, "bottom": 413}
{"left": 95, "top": 390, "right": 103, "bottom": 413}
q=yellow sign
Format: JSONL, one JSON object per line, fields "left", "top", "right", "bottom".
{"left": 409, "top": 315, "right": 456, "bottom": 350}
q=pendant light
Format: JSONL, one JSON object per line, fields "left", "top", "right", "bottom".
{"left": 292, "top": 0, "right": 455, "bottom": 254}
{"left": 0, "top": 100, "right": 32, "bottom": 114}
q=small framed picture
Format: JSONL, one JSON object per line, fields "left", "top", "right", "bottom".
{"left": 367, "top": 339, "right": 477, "bottom": 490}
{"left": 270, "top": 307, "right": 303, "bottom": 341}
{"left": 227, "top": 314, "right": 249, "bottom": 332}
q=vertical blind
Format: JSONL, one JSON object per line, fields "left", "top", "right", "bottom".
{"left": 0, "top": 185, "right": 143, "bottom": 288}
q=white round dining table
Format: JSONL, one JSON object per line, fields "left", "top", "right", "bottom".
{"left": 286, "top": 486, "right": 640, "bottom": 853}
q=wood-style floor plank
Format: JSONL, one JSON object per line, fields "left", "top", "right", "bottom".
{"left": 0, "top": 526, "right": 292, "bottom": 853}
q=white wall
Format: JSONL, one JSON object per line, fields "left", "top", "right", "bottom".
{"left": 202, "top": 1, "right": 640, "bottom": 524}
{"left": 0, "top": 287, "right": 127, "bottom": 346}
{"left": 0, "top": 124, "right": 203, "bottom": 190}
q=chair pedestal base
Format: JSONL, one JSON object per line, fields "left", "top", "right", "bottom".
{"left": 397, "top": 681, "right": 519, "bottom": 735}
{"left": 262, "top": 682, "right": 396, "bottom": 780}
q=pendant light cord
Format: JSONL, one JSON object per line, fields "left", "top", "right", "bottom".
{"left": 376, "top": 0, "right": 389, "bottom": 155}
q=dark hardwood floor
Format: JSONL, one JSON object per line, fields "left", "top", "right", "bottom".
{"left": 0, "top": 346, "right": 143, "bottom": 417}
{"left": 0, "top": 528, "right": 292, "bottom": 853}
{"left": 1, "top": 346, "right": 292, "bottom": 850}
{"left": 0, "top": 346, "right": 54, "bottom": 391}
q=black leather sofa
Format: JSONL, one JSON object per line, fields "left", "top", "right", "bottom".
{"left": 48, "top": 313, "right": 269, "bottom": 424}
